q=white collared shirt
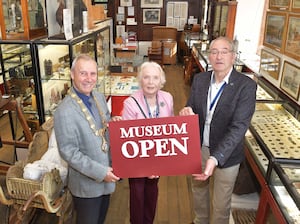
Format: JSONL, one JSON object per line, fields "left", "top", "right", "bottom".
{"left": 202, "top": 69, "right": 231, "bottom": 148}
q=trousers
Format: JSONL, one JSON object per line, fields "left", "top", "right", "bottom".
{"left": 73, "top": 194, "right": 110, "bottom": 224}
{"left": 192, "top": 146, "right": 240, "bottom": 224}
{"left": 129, "top": 177, "right": 159, "bottom": 224}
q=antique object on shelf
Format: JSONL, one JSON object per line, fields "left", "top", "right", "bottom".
{"left": 0, "top": 0, "right": 47, "bottom": 40}
{"left": 55, "top": 0, "right": 65, "bottom": 32}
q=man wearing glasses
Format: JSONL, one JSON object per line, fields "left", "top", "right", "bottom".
{"left": 180, "top": 37, "right": 257, "bottom": 224}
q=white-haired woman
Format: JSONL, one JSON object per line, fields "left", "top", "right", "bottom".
{"left": 122, "top": 61, "right": 174, "bottom": 224}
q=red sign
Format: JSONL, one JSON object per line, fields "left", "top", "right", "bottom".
{"left": 109, "top": 115, "right": 202, "bottom": 178}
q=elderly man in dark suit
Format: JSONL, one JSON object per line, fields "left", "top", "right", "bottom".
{"left": 180, "top": 36, "right": 257, "bottom": 224}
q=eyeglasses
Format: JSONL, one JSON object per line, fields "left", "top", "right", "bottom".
{"left": 209, "top": 49, "right": 233, "bottom": 56}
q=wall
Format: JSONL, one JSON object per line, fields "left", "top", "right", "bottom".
{"left": 234, "top": 0, "right": 265, "bottom": 56}
{"left": 235, "top": 0, "right": 300, "bottom": 106}
{"left": 108, "top": 0, "right": 202, "bottom": 41}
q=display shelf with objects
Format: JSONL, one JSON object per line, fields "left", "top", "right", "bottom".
{"left": 0, "top": 40, "right": 41, "bottom": 136}
{"left": 107, "top": 73, "right": 139, "bottom": 116}
{"left": 0, "top": 0, "right": 47, "bottom": 40}
{"left": 33, "top": 19, "right": 113, "bottom": 123}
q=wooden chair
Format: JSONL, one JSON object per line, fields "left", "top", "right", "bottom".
{"left": 148, "top": 40, "right": 164, "bottom": 66}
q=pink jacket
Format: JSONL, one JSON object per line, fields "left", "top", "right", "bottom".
{"left": 122, "top": 89, "right": 174, "bottom": 120}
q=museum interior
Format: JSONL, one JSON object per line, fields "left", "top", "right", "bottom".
{"left": 0, "top": 0, "right": 299, "bottom": 223}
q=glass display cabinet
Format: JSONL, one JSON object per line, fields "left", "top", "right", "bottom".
{"left": 33, "top": 19, "right": 112, "bottom": 123}
{"left": 0, "top": 0, "right": 47, "bottom": 40}
{"left": 245, "top": 77, "right": 300, "bottom": 223}
{"left": 206, "top": 0, "right": 237, "bottom": 42}
{"left": 0, "top": 40, "right": 37, "bottom": 115}
{"left": 270, "top": 162, "right": 300, "bottom": 224}
{"left": 0, "top": 40, "right": 38, "bottom": 145}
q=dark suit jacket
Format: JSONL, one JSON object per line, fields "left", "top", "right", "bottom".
{"left": 187, "top": 69, "right": 257, "bottom": 168}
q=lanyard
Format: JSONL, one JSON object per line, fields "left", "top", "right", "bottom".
{"left": 209, "top": 82, "right": 226, "bottom": 111}
{"left": 144, "top": 95, "right": 160, "bottom": 118}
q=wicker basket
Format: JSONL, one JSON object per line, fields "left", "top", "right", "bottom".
{"left": 6, "top": 161, "right": 64, "bottom": 209}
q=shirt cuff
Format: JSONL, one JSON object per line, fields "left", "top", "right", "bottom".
{"left": 209, "top": 156, "right": 218, "bottom": 166}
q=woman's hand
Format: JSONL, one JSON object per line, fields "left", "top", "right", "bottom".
{"left": 111, "top": 116, "right": 122, "bottom": 122}
{"left": 179, "top": 107, "right": 195, "bottom": 116}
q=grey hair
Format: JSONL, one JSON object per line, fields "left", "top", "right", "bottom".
{"left": 137, "top": 61, "right": 166, "bottom": 88}
{"left": 71, "top": 54, "right": 97, "bottom": 72}
{"left": 209, "top": 36, "right": 237, "bottom": 53}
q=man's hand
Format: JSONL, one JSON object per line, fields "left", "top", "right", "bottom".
{"left": 192, "top": 158, "right": 217, "bottom": 181}
{"left": 104, "top": 167, "right": 120, "bottom": 182}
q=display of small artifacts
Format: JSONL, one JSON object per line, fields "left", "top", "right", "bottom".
{"left": 44, "top": 59, "right": 53, "bottom": 78}
{"left": 61, "top": 82, "right": 69, "bottom": 99}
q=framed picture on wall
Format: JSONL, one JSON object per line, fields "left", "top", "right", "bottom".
{"left": 141, "top": 0, "right": 163, "bottom": 8}
{"left": 280, "top": 61, "right": 300, "bottom": 100}
{"left": 143, "top": 9, "right": 160, "bottom": 24}
{"left": 120, "top": 0, "right": 132, "bottom": 7}
{"left": 269, "top": 0, "right": 291, "bottom": 10}
{"left": 263, "top": 12, "right": 287, "bottom": 52}
{"left": 259, "top": 49, "right": 281, "bottom": 80}
{"left": 291, "top": 0, "right": 300, "bottom": 12}
{"left": 92, "top": 0, "right": 108, "bottom": 8}
{"left": 284, "top": 15, "right": 300, "bottom": 60}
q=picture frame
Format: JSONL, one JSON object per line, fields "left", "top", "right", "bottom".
{"left": 291, "top": 0, "right": 300, "bottom": 12}
{"left": 143, "top": 9, "right": 160, "bottom": 24}
{"left": 116, "top": 14, "right": 125, "bottom": 22}
{"left": 280, "top": 61, "right": 300, "bottom": 100}
{"left": 92, "top": 0, "right": 108, "bottom": 4}
{"left": 263, "top": 12, "right": 287, "bottom": 52}
{"left": 269, "top": 0, "right": 290, "bottom": 10}
{"left": 120, "top": 0, "right": 132, "bottom": 7}
{"left": 259, "top": 49, "right": 281, "bottom": 80}
{"left": 284, "top": 15, "right": 300, "bottom": 60}
{"left": 141, "top": 0, "right": 163, "bottom": 8}
{"left": 91, "top": 0, "right": 107, "bottom": 8}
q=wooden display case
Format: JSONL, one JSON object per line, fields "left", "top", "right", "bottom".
{"left": 206, "top": 0, "right": 237, "bottom": 41}
{"left": 245, "top": 77, "right": 300, "bottom": 223}
{"left": 0, "top": 0, "right": 47, "bottom": 40}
